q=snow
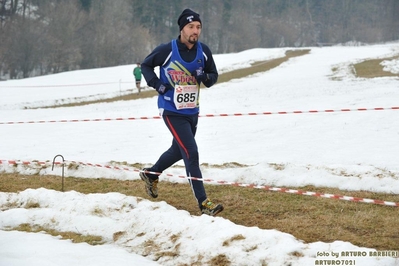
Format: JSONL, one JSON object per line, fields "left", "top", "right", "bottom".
{"left": 381, "top": 58, "right": 399, "bottom": 74}
{"left": 1, "top": 43, "right": 399, "bottom": 265}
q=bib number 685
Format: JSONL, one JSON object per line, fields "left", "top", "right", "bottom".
{"left": 177, "top": 92, "right": 196, "bottom": 103}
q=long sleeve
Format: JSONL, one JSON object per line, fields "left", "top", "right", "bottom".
{"left": 141, "top": 43, "right": 172, "bottom": 89}
{"left": 201, "top": 43, "right": 218, "bottom": 88}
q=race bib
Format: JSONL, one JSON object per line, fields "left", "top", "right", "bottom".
{"left": 173, "top": 85, "right": 199, "bottom": 110}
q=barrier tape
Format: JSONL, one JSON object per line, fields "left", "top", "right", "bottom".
{"left": 1, "top": 159, "right": 398, "bottom": 207}
{"left": 0, "top": 81, "right": 132, "bottom": 88}
{"left": 1, "top": 106, "right": 398, "bottom": 125}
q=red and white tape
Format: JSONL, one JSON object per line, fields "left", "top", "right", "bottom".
{"left": 0, "top": 81, "right": 133, "bottom": 88}
{"left": 1, "top": 106, "right": 398, "bottom": 125}
{"left": 1, "top": 159, "right": 398, "bottom": 207}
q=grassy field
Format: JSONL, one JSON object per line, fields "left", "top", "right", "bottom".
{"left": 2, "top": 49, "right": 399, "bottom": 251}
{"left": 1, "top": 173, "right": 398, "bottom": 250}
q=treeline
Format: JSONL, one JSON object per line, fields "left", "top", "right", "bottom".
{"left": 1, "top": 0, "right": 398, "bottom": 79}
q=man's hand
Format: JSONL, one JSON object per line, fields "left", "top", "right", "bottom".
{"left": 155, "top": 81, "right": 173, "bottom": 95}
{"left": 191, "top": 67, "right": 205, "bottom": 84}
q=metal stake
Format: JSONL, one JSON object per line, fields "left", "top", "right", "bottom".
{"left": 52, "top": 154, "right": 65, "bottom": 192}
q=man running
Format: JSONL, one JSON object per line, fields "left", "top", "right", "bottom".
{"left": 140, "top": 8, "right": 223, "bottom": 216}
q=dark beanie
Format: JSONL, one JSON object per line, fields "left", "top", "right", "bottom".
{"left": 177, "top": 9, "right": 202, "bottom": 31}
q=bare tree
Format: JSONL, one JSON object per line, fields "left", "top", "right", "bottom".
{"left": 79, "top": 0, "right": 152, "bottom": 68}
{"left": 2, "top": 0, "right": 399, "bottom": 79}
{"left": 34, "top": 1, "right": 86, "bottom": 73}
{"left": 1, "top": 0, "right": 43, "bottom": 78}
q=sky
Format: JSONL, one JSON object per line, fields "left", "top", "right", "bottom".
{"left": 0, "top": 42, "right": 399, "bottom": 266}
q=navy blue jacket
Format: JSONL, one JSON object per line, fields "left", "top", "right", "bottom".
{"left": 141, "top": 36, "right": 218, "bottom": 89}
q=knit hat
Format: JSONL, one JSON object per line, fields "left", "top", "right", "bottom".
{"left": 177, "top": 9, "right": 202, "bottom": 31}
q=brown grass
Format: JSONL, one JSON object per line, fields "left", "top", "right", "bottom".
{"left": 353, "top": 55, "right": 399, "bottom": 78}
{"left": 1, "top": 173, "right": 398, "bottom": 251}
{"left": 216, "top": 49, "right": 310, "bottom": 84}
{"left": 12, "top": 223, "right": 104, "bottom": 245}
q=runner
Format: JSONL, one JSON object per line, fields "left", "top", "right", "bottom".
{"left": 140, "top": 8, "right": 223, "bottom": 216}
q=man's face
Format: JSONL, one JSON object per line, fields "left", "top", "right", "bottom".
{"left": 181, "top": 21, "right": 202, "bottom": 45}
